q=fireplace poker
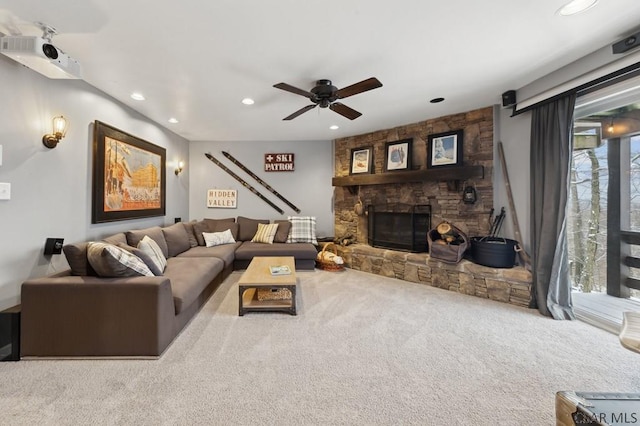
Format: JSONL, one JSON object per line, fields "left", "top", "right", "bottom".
{"left": 494, "top": 207, "right": 506, "bottom": 237}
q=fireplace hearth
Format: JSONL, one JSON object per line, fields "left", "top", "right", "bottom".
{"left": 367, "top": 204, "right": 431, "bottom": 252}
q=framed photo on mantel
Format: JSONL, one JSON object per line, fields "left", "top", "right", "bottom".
{"left": 350, "top": 146, "right": 374, "bottom": 175}
{"left": 384, "top": 138, "right": 412, "bottom": 172}
{"left": 427, "top": 129, "right": 463, "bottom": 168}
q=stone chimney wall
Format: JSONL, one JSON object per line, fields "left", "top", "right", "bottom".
{"left": 333, "top": 106, "right": 494, "bottom": 244}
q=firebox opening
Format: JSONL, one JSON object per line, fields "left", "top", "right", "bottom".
{"left": 367, "top": 204, "right": 431, "bottom": 252}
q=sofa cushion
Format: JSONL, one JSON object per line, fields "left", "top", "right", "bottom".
{"left": 203, "top": 229, "right": 236, "bottom": 247}
{"left": 273, "top": 220, "right": 292, "bottom": 243}
{"left": 164, "top": 257, "right": 224, "bottom": 314}
{"left": 251, "top": 223, "right": 279, "bottom": 244}
{"left": 237, "top": 216, "right": 269, "bottom": 241}
{"left": 126, "top": 226, "right": 169, "bottom": 258}
{"left": 87, "top": 242, "right": 154, "bottom": 277}
{"left": 192, "top": 221, "right": 208, "bottom": 246}
{"left": 102, "top": 233, "right": 128, "bottom": 246}
{"left": 117, "top": 243, "right": 164, "bottom": 276}
{"left": 182, "top": 220, "right": 199, "bottom": 248}
{"left": 137, "top": 235, "right": 167, "bottom": 274}
{"left": 176, "top": 242, "right": 241, "bottom": 268}
{"left": 63, "top": 242, "right": 97, "bottom": 276}
{"left": 286, "top": 216, "right": 318, "bottom": 245}
{"left": 162, "top": 223, "right": 192, "bottom": 257}
{"left": 234, "top": 242, "right": 318, "bottom": 261}
{"left": 204, "top": 219, "right": 239, "bottom": 240}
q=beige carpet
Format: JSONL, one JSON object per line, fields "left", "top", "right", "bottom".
{"left": 1, "top": 269, "right": 639, "bottom": 425}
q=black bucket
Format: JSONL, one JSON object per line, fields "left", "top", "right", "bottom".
{"left": 470, "top": 236, "right": 518, "bottom": 268}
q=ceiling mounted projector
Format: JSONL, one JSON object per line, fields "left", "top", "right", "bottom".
{"left": 0, "top": 24, "right": 81, "bottom": 79}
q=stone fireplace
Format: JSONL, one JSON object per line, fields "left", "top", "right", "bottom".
{"left": 367, "top": 204, "right": 431, "bottom": 252}
{"left": 330, "top": 106, "right": 534, "bottom": 308}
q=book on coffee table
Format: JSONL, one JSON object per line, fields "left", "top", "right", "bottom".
{"left": 270, "top": 265, "right": 292, "bottom": 276}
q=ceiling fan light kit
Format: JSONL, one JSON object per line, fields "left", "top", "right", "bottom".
{"left": 273, "top": 77, "right": 382, "bottom": 121}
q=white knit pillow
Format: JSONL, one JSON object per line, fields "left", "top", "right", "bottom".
{"left": 137, "top": 235, "right": 167, "bottom": 273}
{"left": 203, "top": 229, "right": 236, "bottom": 247}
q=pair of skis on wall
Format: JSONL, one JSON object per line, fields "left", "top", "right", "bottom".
{"left": 204, "top": 152, "right": 301, "bottom": 215}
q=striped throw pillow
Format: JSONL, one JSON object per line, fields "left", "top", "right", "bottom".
{"left": 137, "top": 235, "right": 167, "bottom": 273}
{"left": 251, "top": 223, "right": 279, "bottom": 244}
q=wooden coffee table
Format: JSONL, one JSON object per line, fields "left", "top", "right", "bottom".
{"left": 238, "top": 256, "right": 297, "bottom": 316}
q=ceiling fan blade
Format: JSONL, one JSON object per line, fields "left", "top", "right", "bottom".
{"left": 273, "top": 82, "right": 315, "bottom": 99}
{"left": 330, "top": 103, "right": 362, "bottom": 120}
{"left": 283, "top": 104, "right": 317, "bottom": 120}
{"left": 335, "top": 77, "right": 383, "bottom": 99}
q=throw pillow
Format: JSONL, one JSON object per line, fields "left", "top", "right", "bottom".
{"left": 126, "top": 226, "right": 169, "bottom": 258}
{"left": 286, "top": 216, "right": 318, "bottom": 245}
{"left": 192, "top": 221, "right": 209, "bottom": 246}
{"left": 87, "top": 242, "right": 153, "bottom": 277}
{"left": 117, "top": 243, "right": 164, "bottom": 276}
{"left": 161, "top": 222, "right": 192, "bottom": 257}
{"left": 202, "top": 229, "right": 236, "bottom": 247}
{"left": 251, "top": 223, "right": 279, "bottom": 244}
{"left": 237, "top": 216, "right": 269, "bottom": 241}
{"left": 182, "top": 220, "right": 199, "bottom": 248}
{"left": 137, "top": 235, "right": 167, "bottom": 273}
{"left": 273, "top": 220, "right": 292, "bottom": 243}
{"left": 63, "top": 242, "right": 97, "bottom": 276}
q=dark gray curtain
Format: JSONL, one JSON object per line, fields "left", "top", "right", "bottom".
{"left": 530, "top": 95, "right": 576, "bottom": 319}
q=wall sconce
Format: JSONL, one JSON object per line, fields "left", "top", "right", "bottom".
{"left": 42, "top": 115, "right": 68, "bottom": 149}
{"left": 607, "top": 118, "right": 614, "bottom": 133}
{"left": 175, "top": 161, "right": 184, "bottom": 176}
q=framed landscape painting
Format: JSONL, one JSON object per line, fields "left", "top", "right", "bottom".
{"left": 92, "top": 121, "right": 166, "bottom": 223}
{"left": 427, "top": 130, "right": 463, "bottom": 168}
{"left": 384, "top": 138, "right": 412, "bottom": 172}
{"left": 350, "top": 147, "right": 373, "bottom": 175}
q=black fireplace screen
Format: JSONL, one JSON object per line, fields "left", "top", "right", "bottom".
{"left": 367, "top": 204, "right": 431, "bottom": 252}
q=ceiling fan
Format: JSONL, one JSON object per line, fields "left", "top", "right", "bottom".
{"left": 273, "top": 77, "right": 383, "bottom": 121}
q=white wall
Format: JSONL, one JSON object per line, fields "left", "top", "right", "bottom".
{"left": 189, "top": 140, "right": 334, "bottom": 238}
{"left": 0, "top": 56, "right": 190, "bottom": 310}
{"left": 493, "top": 106, "right": 532, "bottom": 252}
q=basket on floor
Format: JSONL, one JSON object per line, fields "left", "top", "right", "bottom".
{"left": 316, "top": 243, "right": 345, "bottom": 271}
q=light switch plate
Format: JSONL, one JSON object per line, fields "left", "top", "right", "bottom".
{"left": 0, "top": 183, "right": 11, "bottom": 200}
{"left": 0, "top": 144, "right": 3, "bottom": 166}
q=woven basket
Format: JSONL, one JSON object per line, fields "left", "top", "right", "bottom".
{"left": 316, "top": 243, "right": 345, "bottom": 271}
{"left": 257, "top": 288, "right": 292, "bottom": 301}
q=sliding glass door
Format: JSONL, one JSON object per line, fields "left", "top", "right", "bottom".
{"left": 569, "top": 77, "right": 640, "bottom": 299}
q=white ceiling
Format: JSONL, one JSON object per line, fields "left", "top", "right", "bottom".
{"left": 2, "top": 1, "right": 640, "bottom": 142}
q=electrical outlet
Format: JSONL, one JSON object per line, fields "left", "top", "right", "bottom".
{"left": 0, "top": 183, "right": 10, "bottom": 200}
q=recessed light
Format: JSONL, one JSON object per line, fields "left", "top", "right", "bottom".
{"left": 130, "top": 92, "right": 145, "bottom": 101}
{"left": 330, "top": 125, "right": 339, "bottom": 130}
{"left": 242, "top": 98, "right": 255, "bottom": 105}
{"left": 430, "top": 97, "right": 445, "bottom": 103}
{"left": 557, "top": 0, "right": 598, "bottom": 16}
{"left": 168, "top": 118, "right": 179, "bottom": 124}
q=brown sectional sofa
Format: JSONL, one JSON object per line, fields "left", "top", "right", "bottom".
{"left": 20, "top": 217, "right": 318, "bottom": 358}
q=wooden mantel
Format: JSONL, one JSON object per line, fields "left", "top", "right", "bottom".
{"left": 332, "top": 165, "right": 484, "bottom": 191}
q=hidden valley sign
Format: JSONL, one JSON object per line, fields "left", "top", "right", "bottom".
{"left": 207, "top": 189, "right": 237, "bottom": 208}
{"left": 264, "top": 153, "right": 294, "bottom": 172}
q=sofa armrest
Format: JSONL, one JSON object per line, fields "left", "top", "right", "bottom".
{"left": 21, "top": 275, "right": 175, "bottom": 357}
